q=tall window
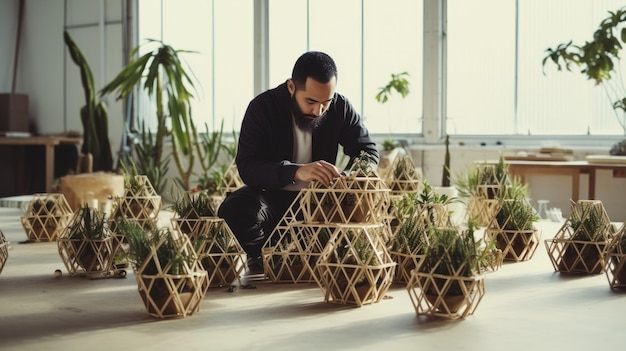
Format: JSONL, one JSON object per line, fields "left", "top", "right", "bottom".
{"left": 447, "top": 0, "right": 626, "bottom": 136}
{"left": 269, "top": 0, "right": 424, "bottom": 135}
{"left": 137, "top": 0, "right": 253, "bottom": 133}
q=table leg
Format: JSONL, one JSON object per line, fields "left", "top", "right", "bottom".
{"left": 45, "top": 143, "right": 54, "bottom": 193}
{"left": 588, "top": 169, "right": 596, "bottom": 200}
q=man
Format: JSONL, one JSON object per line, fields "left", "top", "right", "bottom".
{"left": 218, "top": 51, "right": 378, "bottom": 275}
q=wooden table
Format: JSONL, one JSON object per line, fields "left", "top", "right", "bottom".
{"left": 0, "top": 136, "right": 82, "bottom": 193}
{"left": 493, "top": 159, "right": 626, "bottom": 201}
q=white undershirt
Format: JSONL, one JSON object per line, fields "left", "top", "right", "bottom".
{"left": 282, "top": 116, "right": 312, "bottom": 191}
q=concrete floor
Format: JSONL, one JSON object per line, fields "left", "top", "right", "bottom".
{"left": 1, "top": 204, "right": 625, "bottom": 351}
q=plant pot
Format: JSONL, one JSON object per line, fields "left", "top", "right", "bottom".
{"left": 58, "top": 236, "right": 115, "bottom": 276}
{"left": 20, "top": 193, "right": 73, "bottom": 242}
{"left": 136, "top": 273, "right": 208, "bottom": 319}
{"left": 407, "top": 271, "right": 485, "bottom": 320}
{"left": 487, "top": 229, "right": 540, "bottom": 262}
{"left": 0, "top": 229, "right": 8, "bottom": 275}
{"left": 546, "top": 239, "right": 607, "bottom": 274}
{"left": 605, "top": 253, "right": 626, "bottom": 290}
{"left": 313, "top": 223, "right": 396, "bottom": 306}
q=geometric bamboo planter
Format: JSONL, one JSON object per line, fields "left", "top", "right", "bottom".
{"left": 407, "top": 270, "right": 485, "bottom": 320}
{"left": 20, "top": 193, "right": 73, "bottom": 242}
{"left": 263, "top": 170, "right": 393, "bottom": 285}
{"left": 57, "top": 206, "right": 117, "bottom": 277}
{"left": 263, "top": 223, "right": 339, "bottom": 284}
{"left": 406, "top": 226, "right": 486, "bottom": 320}
{"left": 0, "top": 228, "right": 8, "bottom": 275}
{"left": 118, "top": 175, "right": 162, "bottom": 230}
{"left": 484, "top": 199, "right": 540, "bottom": 262}
{"left": 221, "top": 160, "right": 244, "bottom": 197}
{"left": 133, "top": 230, "right": 209, "bottom": 319}
{"left": 384, "top": 155, "right": 422, "bottom": 196}
{"left": 604, "top": 223, "right": 626, "bottom": 290}
{"left": 390, "top": 203, "right": 448, "bottom": 284}
{"left": 193, "top": 217, "right": 245, "bottom": 288}
{"left": 299, "top": 171, "right": 391, "bottom": 225}
{"left": 313, "top": 223, "right": 396, "bottom": 307}
{"left": 545, "top": 200, "right": 614, "bottom": 274}
{"left": 466, "top": 195, "right": 500, "bottom": 228}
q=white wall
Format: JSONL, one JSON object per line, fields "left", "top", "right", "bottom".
{"left": 1, "top": 0, "right": 126, "bottom": 164}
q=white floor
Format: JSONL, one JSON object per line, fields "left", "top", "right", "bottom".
{"left": 0, "top": 205, "right": 625, "bottom": 351}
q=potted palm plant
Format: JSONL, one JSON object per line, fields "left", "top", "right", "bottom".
{"left": 406, "top": 220, "right": 492, "bottom": 320}
{"left": 119, "top": 219, "right": 209, "bottom": 319}
{"left": 100, "top": 39, "right": 199, "bottom": 191}
{"left": 545, "top": 200, "right": 615, "bottom": 274}
{"left": 484, "top": 178, "right": 541, "bottom": 262}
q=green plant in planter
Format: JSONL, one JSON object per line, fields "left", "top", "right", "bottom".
{"left": 120, "top": 219, "right": 192, "bottom": 276}
{"left": 67, "top": 204, "right": 109, "bottom": 240}
{"left": 542, "top": 6, "right": 626, "bottom": 153}
{"left": 169, "top": 189, "right": 217, "bottom": 219}
{"left": 419, "top": 221, "right": 493, "bottom": 295}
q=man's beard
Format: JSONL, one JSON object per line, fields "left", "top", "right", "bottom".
{"left": 291, "top": 94, "right": 328, "bottom": 131}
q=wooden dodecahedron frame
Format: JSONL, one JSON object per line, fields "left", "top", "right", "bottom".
{"left": 20, "top": 193, "right": 73, "bottom": 242}
{"left": 57, "top": 207, "right": 116, "bottom": 277}
{"left": 314, "top": 223, "right": 396, "bottom": 306}
{"left": 119, "top": 175, "right": 162, "bottom": 229}
{"left": 604, "top": 224, "right": 626, "bottom": 290}
{"left": 263, "top": 223, "right": 341, "bottom": 284}
{"left": 407, "top": 270, "right": 485, "bottom": 320}
{"left": 545, "top": 200, "right": 614, "bottom": 274}
{"left": 221, "top": 160, "right": 244, "bottom": 197}
{"left": 390, "top": 203, "right": 448, "bottom": 284}
{"left": 300, "top": 172, "right": 391, "bottom": 224}
{"left": 466, "top": 195, "right": 500, "bottom": 228}
{"left": 0, "top": 229, "right": 8, "bottom": 275}
{"left": 484, "top": 199, "right": 540, "bottom": 262}
{"left": 384, "top": 155, "right": 422, "bottom": 195}
{"left": 191, "top": 218, "right": 245, "bottom": 288}
{"left": 134, "top": 232, "right": 209, "bottom": 319}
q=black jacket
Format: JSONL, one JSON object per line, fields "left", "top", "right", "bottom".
{"left": 236, "top": 82, "right": 378, "bottom": 190}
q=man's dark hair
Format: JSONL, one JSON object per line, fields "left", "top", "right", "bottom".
{"left": 291, "top": 51, "right": 338, "bottom": 90}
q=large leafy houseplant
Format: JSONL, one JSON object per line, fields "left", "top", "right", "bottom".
{"left": 64, "top": 31, "right": 113, "bottom": 172}
{"left": 542, "top": 6, "right": 626, "bottom": 154}
{"left": 100, "top": 39, "right": 198, "bottom": 191}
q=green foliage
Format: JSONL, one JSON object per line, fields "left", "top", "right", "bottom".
{"left": 128, "top": 121, "right": 169, "bottom": 194}
{"left": 349, "top": 150, "right": 377, "bottom": 174}
{"left": 495, "top": 199, "right": 539, "bottom": 231}
{"left": 68, "top": 204, "right": 109, "bottom": 240}
{"left": 119, "top": 219, "right": 191, "bottom": 275}
{"left": 375, "top": 72, "right": 410, "bottom": 103}
{"left": 420, "top": 221, "right": 492, "bottom": 288}
{"left": 567, "top": 202, "right": 611, "bottom": 242}
{"left": 382, "top": 139, "right": 399, "bottom": 151}
{"left": 100, "top": 39, "right": 197, "bottom": 188}
{"left": 63, "top": 31, "right": 113, "bottom": 171}
{"left": 193, "top": 120, "right": 236, "bottom": 193}
{"left": 168, "top": 189, "right": 217, "bottom": 218}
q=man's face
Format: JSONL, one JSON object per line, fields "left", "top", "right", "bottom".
{"left": 288, "top": 77, "right": 336, "bottom": 130}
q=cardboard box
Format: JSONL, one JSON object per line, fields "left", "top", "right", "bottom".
{"left": 0, "top": 93, "right": 29, "bottom": 133}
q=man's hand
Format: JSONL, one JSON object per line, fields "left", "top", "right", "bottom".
{"left": 295, "top": 161, "right": 341, "bottom": 187}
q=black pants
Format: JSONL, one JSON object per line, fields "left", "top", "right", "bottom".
{"left": 217, "top": 185, "right": 299, "bottom": 259}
